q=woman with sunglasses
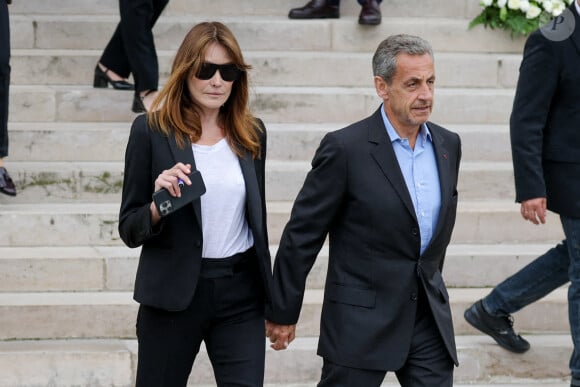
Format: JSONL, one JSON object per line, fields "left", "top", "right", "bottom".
{"left": 119, "top": 21, "right": 273, "bottom": 386}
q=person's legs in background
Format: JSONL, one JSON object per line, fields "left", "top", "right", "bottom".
{"left": 288, "top": 0, "right": 382, "bottom": 25}
{"left": 562, "top": 216, "right": 580, "bottom": 386}
{"left": 288, "top": 0, "right": 340, "bottom": 20}
{"left": 357, "top": 0, "right": 381, "bottom": 25}
{"left": 483, "top": 240, "right": 569, "bottom": 316}
{"left": 0, "top": 0, "right": 16, "bottom": 197}
{"left": 95, "top": 0, "right": 169, "bottom": 111}
{"left": 95, "top": 23, "right": 135, "bottom": 91}
{"left": 465, "top": 225, "right": 570, "bottom": 353}
{"left": 119, "top": 0, "right": 169, "bottom": 112}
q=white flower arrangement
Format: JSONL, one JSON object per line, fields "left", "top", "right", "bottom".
{"left": 470, "top": 0, "right": 574, "bottom": 36}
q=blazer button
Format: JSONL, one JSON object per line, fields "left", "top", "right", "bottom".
{"left": 410, "top": 292, "right": 418, "bottom": 301}
{"left": 195, "top": 240, "right": 201, "bottom": 248}
{"left": 411, "top": 227, "right": 419, "bottom": 236}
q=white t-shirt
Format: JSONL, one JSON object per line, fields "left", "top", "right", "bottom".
{"left": 192, "top": 138, "right": 254, "bottom": 258}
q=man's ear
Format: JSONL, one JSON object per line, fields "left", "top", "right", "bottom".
{"left": 374, "top": 76, "right": 388, "bottom": 100}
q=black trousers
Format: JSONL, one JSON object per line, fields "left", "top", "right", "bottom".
{"left": 0, "top": 0, "right": 9, "bottom": 158}
{"left": 317, "top": 285, "right": 454, "bottom": 387}
{"left": 135, "top": 249, "right": 267, "bottom": 387}
{"left": 99, "top": 0, "right": 168, "bottom": 94}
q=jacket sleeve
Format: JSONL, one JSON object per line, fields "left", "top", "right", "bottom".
{"left": 118, "top": 115, "right": 163, "bottom": 248}
{"left": 267, "top": 132, "right": 347, "bottom": 324}
{"left": 510, "top": 31, "right": 560, "bottom": 202}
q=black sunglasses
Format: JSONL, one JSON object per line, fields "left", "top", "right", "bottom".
{"left": 196, "top": 62, "right": 242, "bottom": 82}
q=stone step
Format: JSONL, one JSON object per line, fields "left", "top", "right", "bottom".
{"left": 0, "top": 161, "right": 123, "bottom": 203}
{"left": 7, "top": 122, "right": 511, "bottom": 163}
{"left": 0, "top": 246, "right": 134, "bottom": 292}
{"left": 8, "top": 85, "right": 515, "bottom": 124}
{"left": 0, "top": 288, "right": 569, "bottom": 340}
{"left": 0, "top": 243, "right": 554, "bottom": 292}
{"left": 267, "top": 160, "right": 515, "bottom": 202}
{"left": 7, "top": 0, "right": 483, "bottom": 19}
{"left": 10, "top": 49, "right": 521, "bottom": 89}
{"left": 296, "top": 243, "right": 556, "bottom": 290}
{"left": 268, "top": 201, "right": 565, "bottom": 246}
{"left": 0, "top": 336, "right": 572, "bottom": 385}
{"left": 296, "top": 287, "right": 570, "bottom": 338}
{"left": 0, "top": 203, "right": 122, "bottom": 247}
{"left": 0, "top": 201, "right": 565, "bottom": 247}
{"left": 0, "top": 160, "right": 515, "bottom": 203}
{"left": 10, "top": 15, "right": 526, "bottom": 53}
{"left": 267, "top": 123, "right": 513, "bottom": 163}
{"left": 7, "top": 122, "right": 128, "bottom": 162}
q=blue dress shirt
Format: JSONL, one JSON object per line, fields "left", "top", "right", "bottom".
{"left": 380, "top": 106, "right": 441, "bottom": 255}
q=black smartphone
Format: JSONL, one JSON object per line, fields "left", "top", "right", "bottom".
{"left": 153, "top": 170, "right": 206, "bottom": 217}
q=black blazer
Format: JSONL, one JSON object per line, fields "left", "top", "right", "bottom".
{"left": 267, "top": 107, "right": 461, "bottom": 371}
{"left": 510, "top": 3, "right": 580, "bottom": 217}
{"left": 119, "top": 114, "right": 272, "bottom": 311}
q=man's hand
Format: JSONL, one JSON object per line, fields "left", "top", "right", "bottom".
{"left": 520, "top": 197, "right": 547, "bottom": 225}
{"left": 265, "top": 321, "right": 296, "bottom": 351}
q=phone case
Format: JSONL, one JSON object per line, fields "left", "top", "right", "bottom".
{"left": 153, "top": 170, "right": 206, "bottom": 217}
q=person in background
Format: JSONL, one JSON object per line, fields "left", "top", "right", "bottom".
{"left": 464, "top": 2, "right": 580, "bottom": 386}
{"left": 0, "top": 0, "right": 16, "bottom": 196}
{"left": 118, "top": 21, "right": 272, "bottom": 386}
{"left": 266, "top": 34, "right": 461, "bottom": 387}
{"left": 94, "top": 0, "right": 168, "bottom": 113}
{"left": 288, "top": 0, "right": 382, "bottom": 25}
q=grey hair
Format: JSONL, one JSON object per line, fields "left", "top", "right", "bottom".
{"left": 372, "top": 34, "right": 433, "bottom": 84}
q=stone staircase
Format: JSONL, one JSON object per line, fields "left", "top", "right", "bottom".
{"left": 0, "top": 0, "right": 571, "bottom": 385}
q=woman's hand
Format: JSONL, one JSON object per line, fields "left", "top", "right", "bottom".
{"left": 150, "top": 163, "right": 192, "bottom": 224}
{"left": 154, "top": 162, "right": 192, "bottom": 197}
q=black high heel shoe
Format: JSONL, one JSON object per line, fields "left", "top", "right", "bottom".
{"left": 0, "top": 167, "right": 17, "bottom": 196}
{"left": 132, "top": 90, "right": 155, "bottom": 113}
{"left": 132, "top": 93, "right": 146, "bottom": 113}
{"left": 93, "top": 64, "right": 134, "bottom": 90}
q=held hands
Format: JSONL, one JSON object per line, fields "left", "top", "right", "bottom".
{"left": 150, "top": 163, "right": 192, "bottom": 223}
{"left": 520, "top": 197, "right": 547, "bottom": 225}
{"left": 265, "top": 321, "right": 296, "bottom": 351}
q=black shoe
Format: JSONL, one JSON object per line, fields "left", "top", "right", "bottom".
{"left": 132, "top": 93, "right": 147, "bottom": 113}
{"left": 289, "top": 0, "right": 339, "bottom": 19}
{"left": 359, "top": 0, "right": 381, "bottom": 25}
{"left": 464, "top": 300, "right": 530, "bottom": 353}
{"left": 0, "top": 167, "right": 17, "bottom": 196}
{"left": 93, "top": 64, "right": 134, "bottom": 91}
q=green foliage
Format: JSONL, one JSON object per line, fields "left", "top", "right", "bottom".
{"left": 469, "top": 1, "right": 568, "bottom": 38}
{"left": 469, "top": 6, "right": 541, "bottom": 37}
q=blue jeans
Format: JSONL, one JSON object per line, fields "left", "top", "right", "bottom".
{"left": 483, "top": 215, "right": 580, "bottom": 378}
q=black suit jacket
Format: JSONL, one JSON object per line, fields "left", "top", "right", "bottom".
{"left": 119, "top": 114, "right": 272, "bottom": 311}
{"left": 267, "top": 107, "right": 461, "bottom": 371}
{"left": 510, "top": 3, "right": 580, "bottom": 217}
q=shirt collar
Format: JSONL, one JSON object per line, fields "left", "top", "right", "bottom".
{"left": 380, "top": 103, "right": 432, "bottom": 145}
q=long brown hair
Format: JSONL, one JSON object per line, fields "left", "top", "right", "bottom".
{"left": 148, "top": 22, "right": 261, "bottom": 158}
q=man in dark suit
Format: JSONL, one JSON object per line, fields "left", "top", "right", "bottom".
{"left": 464, "top": 2, "right": 580, "bottom": 386}
{"left": 266, "top": 34, "right": 461, "bottom": 387}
